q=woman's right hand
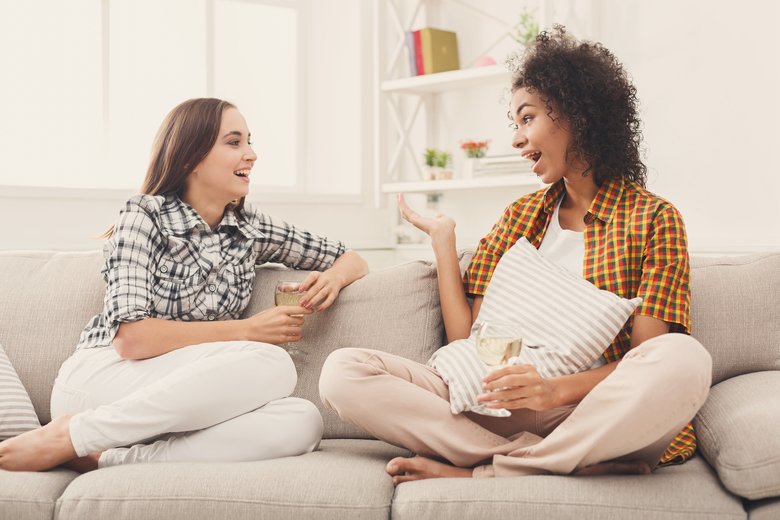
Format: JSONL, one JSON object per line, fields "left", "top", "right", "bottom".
{"left": 244, "top": 306, "right": 312, "bottom": 345}
{"left": 398, "top": 194, "right": 456, "bottom": 246}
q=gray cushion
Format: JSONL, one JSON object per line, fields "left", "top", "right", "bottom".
{"left": 0, "top": 468, "right": 77, "bottom": 520}
{"left": 0, "top": 251, "right": 105, "bottom": 424}
{"left": 690, "top": 254, "right": 780, "bottom": 384}
{"left": 56, "top": 439, "right": 408, "bottom": 520}
{"left": 242, "top": 261, "right": 443, "bottom": 439}
{"left": 391, "top": 456, "right": 744, "bottom": 519}
{"left": 694, "top": 371, "right": 780, "bottom": 500}
{"left": 747, "top": 497, "right": 780, "bottom": 520}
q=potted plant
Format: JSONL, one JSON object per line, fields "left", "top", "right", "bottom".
{"left": 423, "top": 148, "right": 453, "bottom": 180}
{"left": 460, "top": 139, "right": 490, "bottom": 179}
{"left": 510, "top": 8, "right": 539, "bottom": 47}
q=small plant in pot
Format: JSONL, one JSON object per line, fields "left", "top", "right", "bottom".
{"left": 423, "top": 148, "right": 453, "bottom": 180}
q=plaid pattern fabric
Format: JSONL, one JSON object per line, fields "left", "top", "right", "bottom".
{"left": 463, "top": 176, "right": 694, "bottom": 465}
{"left": 77, "top": 194, "right": 346, "bottom": 351}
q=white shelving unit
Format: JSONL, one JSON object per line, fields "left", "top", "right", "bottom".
{"left": 374, "top": 0, "right": 544, "bottom": 249}
{"left": 381, "top": 65, "right": 510, "bottom": 95}
{"left": 381, "top": 174, "right": 541, "bottom": 194}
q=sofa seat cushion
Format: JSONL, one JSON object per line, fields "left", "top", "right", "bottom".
{"left": 391, "top": 456, "right": 744, "bottom": 520}
{"left": 0, "top": 468, "right": 78, "bottom": 520}
{"left": 55, "top": 439, "right": 408, "bottom": 520}
{"left": 747, "top": 497, "right": 780, "bottom": 520}
{"left": 695, "top": 371, "right": 780, "bottom": 500}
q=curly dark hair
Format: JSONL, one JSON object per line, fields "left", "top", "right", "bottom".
{"left": 509, "top": 25, "right": 646, "bottom": 187}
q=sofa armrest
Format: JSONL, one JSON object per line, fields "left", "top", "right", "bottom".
{"left": 694, "top": 371, "right": 780, "bottom": 500}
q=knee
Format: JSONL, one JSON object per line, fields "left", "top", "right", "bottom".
{"left": 643, "top": 333, "right": 713, "bottom": 403}
{"left": 318, "top": 348, "right": 369, "bottom": 412}
{"left": 282, "top": 398, "right": 324, "bottom": 455}
{"left": 246, "top": 342, "right": 298, "bottom": 396}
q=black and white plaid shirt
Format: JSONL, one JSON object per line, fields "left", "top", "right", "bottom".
{"left": 76, "top": 194, "right": 346, "bottom": 350}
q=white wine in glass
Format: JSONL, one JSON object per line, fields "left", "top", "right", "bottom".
{"left": 274, "top": 281, "right": 305, "bottom": 356}
{"left": 475, "top": 321, "right": 522, "bottom": 367}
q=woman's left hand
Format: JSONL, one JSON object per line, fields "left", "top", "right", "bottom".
{"left": 298, "top": 271, "right": 344, "bottom": 312}
{"left": 477, "top": 364, "right": 560, "bottom": 412}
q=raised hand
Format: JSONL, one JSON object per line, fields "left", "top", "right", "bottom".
{"left": 397, "top": 194, "right": 456, "bottom": 247}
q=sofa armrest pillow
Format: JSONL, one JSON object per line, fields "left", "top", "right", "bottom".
{"left": 694, "top": 371, "right": 780, "bottom": 500}
{"left": 0, "top": 342, "right": 41, "bottom": 440}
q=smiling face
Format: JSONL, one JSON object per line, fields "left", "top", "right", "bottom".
{"left": 509, "top": 88, "right": 584, "bottom": 185}
{"left": 184, "top": 107, "right": 257, "bottom": 207}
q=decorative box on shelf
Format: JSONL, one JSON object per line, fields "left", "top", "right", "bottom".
{"left": 461, "top": 154, "right": 532, "bottom": 179}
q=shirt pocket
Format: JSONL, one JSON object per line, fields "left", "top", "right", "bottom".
{"left": 219, "top": 261, "right": 255, "bottom": 317}
{"left": 151, "top": 259, "right": 204, "bottom": 318}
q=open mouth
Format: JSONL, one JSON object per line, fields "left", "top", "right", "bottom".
{"left": 522, "top": 151, "right": 541, "bottom": 164}
{"left": 234, "top": 170, "right": 251, "bottom": 178}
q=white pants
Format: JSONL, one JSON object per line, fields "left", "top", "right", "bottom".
{"left": 50, "top": 341, "right": 323, "bottom": 468}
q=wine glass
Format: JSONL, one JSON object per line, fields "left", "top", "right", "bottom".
{"left": 274, "top": 281, "right": 306, "bottom": 357}
{"left": 475, "top": 321, "right": 523, "bottom": 367}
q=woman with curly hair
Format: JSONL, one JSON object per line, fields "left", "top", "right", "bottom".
{"left": 319, "top": 26, "right": 712, "bottom": 482}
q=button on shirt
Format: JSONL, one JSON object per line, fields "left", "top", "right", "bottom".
{"left": 463, "top": 176, "right": 694, "bottom": 466}
{"left": 77, "top": 194, "right": 346, "bottom": 351}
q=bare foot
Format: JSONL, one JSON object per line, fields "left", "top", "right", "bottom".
{"left": 386, "top": 456, "right": 472, "bottom": 485}
{"left": 574, "top": 460, "right": 652, "bottom": 476}
{"left": 0, "top": 415, "right": 78, "bottom": 472}
{"left": 64, "top": 452, "right": 101, "bottom": 473}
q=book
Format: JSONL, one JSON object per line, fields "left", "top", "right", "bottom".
{"left": 419, "top": 28, "right": 459, "bottom": 74}
{"left": 405, "top": 31, "right": 418, "bottom": 76}
{"left": 413, "top": 30, "right": 424, "bottom": 77}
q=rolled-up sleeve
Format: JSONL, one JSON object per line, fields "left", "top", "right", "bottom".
{"left": 250, "top": 211, "right": 346, "bottom": 271}
{"left": 102, "top": 199, "right": 161, "bottom": 341}
{"left": 635, "top": 203, "right": 691, "bottom": 334}
{"left": 463, "top": 202, "right": 519, "bottom": 297}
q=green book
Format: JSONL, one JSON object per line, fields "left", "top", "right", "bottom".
{"left": 420, "top": 28, "right": 460, "bottom": 74}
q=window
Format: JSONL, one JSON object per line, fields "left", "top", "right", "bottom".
{"left": 0, "top": 0, "right": 363, "bottom": 196}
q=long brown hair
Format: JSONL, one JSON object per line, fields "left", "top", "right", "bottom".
{"left": 103, "top": 98, "right": 243, "bottom": 238}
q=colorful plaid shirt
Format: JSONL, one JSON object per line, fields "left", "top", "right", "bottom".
{"left": 463, "top": 177, "right": 694, "bottom": 465}
{"left": 77, "top": 194, "right": 346, "bottom": 351}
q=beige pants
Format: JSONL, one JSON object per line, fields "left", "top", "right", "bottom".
{"left": 51, "top": 341, "right": 323, "bottom": 468}
{"left": 319, "top": 333, "right": 711, "bottom": 477}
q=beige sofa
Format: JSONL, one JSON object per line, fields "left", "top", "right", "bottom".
{"left": 1, "top": 250, "right": 779, "bottom": 519}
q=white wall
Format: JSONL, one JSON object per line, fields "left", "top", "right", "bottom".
{"left": 595, "top": 0, "right": 780, "bottom": 253}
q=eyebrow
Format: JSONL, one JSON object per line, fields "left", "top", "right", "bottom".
{"left": 514, "top": 102, "right": 534, "bottom": 116}
{"left": 222, "top": 131, "right": 251, "bottom": 139}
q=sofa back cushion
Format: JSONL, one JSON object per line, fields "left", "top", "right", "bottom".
{"left": 0, "top": 251, "right": 444, "bottom": 438}
{"left": 242, "top": 262, "right": 443, "bottom": 438}
{"left": 690, "top": 253, "right": 780, "bottom": 384}
{"left": 0, "top": 251, "right": 105, "bottom": 424}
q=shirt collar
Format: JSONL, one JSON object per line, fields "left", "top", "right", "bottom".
{"left": 159, "top": 195, "right": 207, "bottom": 235}
{"left": 541, "top": 176, "right": 625, "bottom": 225}
{"left": 219, "top": 206, "right": 266, "bottom": 240}
{"left": 587, "top": 176, "right": 625, "bottom": 224}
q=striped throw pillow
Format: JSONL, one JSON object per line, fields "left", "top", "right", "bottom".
{"left": 0, "top": 343, "right": 41, "bottom": 440}
{"left": 429, "top": 237, "right": 642, "bottom": 416}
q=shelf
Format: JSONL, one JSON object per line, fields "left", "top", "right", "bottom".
{"left": 381, "top": 174, "right": 542, "bottom": 194}
{"left": 381, "top": 65, "right": 511, "bottom": 94}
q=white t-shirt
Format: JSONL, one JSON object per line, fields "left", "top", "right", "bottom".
{"left": 538, "top": 196, "right": 585, "bottom": 277}
{"left": 538, "top": 196, "right": 606, "bottom": 368}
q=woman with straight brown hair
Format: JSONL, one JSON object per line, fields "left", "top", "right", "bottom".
{"left": 0, "top": 98, "right": 368, "bottom": 472}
